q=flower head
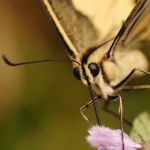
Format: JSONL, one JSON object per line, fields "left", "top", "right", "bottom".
{"left": 87, "top": 126, "right": 142, "bottom": 150}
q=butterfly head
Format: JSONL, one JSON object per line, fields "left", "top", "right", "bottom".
{"left": 73, "top": 61, "right": 100, "bottom": 85}
{"left": 71, "top": 47, "right": 115, "bottom": 99}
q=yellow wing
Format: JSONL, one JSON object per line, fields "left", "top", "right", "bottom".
{"left": 42, "top": 0, "right": 135, "bottom": 60}
{"left": 42, "top": 0, "right": 98, "bottom": 60}
{"left": 123, "top": 0, "right": 150, "bottom": 49}
{"left": 107, "top": 0, "right": 150, "bottom": 58}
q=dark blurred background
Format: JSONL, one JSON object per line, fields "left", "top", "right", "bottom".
{"left": 0, "top": 1, "right": 150, "bottom": 150}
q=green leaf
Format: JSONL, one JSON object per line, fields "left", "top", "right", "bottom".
{"left": 130, "top": 111, "right": 150, "bottom": 142}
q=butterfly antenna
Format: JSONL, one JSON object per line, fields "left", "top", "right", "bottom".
{"left": 2, "top": 54, "right": 80, "bottom": 66}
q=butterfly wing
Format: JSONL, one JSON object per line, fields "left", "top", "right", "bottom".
{"left": 122, "top": 0, "right": 150, "bottom": 49}
{"left": 72, "top": 0, "right": 135, "bottom": 39}
{"left": 42, "top": 0, "right": 99, "bottom": 61}
{"left": 42, "top": 0, "right": 135, "bottom": 61}
{"left": 107, "top": 0, "right": 150, "bottom": 58}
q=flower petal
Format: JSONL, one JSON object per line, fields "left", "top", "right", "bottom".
{"left": 87, "top": 126, "right": 142, "bottom": 150}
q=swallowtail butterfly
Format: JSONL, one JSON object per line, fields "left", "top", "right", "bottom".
{"left": 39, "top": 0, "right": 150, "bottom": 126}
{"left": 2, "top": 0, "right": 150, "bottom": 137}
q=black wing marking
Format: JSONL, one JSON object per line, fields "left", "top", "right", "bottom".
{"left": 42, "top": 0, "right": 136, "bottom": 61}
{"left": 107, "top": 0, "right": 150, "bottom": 59}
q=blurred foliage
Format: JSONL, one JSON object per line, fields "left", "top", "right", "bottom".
{"left": 130, "top": 112, "right": 150, "bottom": 150}
{"left": 130, "top": 111, "right": 150, "bottom": 142}
{"left": 0, "top": 0, "right": 150, "bottom": 150}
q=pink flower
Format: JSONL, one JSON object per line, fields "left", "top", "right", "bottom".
{"left": 87, "top": 126, "right": 142, "bottom": 150}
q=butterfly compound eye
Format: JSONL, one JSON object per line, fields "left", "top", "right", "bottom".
{"left": 73, "top": 67, "right": 81, "bottom": 80}
{"left": 88, "top": 63, "right": 100, "bottom": 77}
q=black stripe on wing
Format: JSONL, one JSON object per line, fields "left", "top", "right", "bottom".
{"left": 106, "top": 0, "right": 149, "bottom": 59}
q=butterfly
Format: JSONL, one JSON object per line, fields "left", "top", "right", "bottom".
{"left": 38, "top": 0, "right": 150, "bottom": 126}
{"left": 3, "top": 0, "right": 150, "bottom": 128}
{"left": 2, "top": 0, "right": 150, "bottom": 149}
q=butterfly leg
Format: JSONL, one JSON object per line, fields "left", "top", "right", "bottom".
{"left": 80, "top": 96, "right": 101, "bottom": 126}
{"left": 104, "top": 95, "right": 125, "bottom": 150}
{"left": 117, "top": 95, "right": 125, "bottom": 150}
{"left": 111, "top": 68, "right": 150, "bottom": 123}
{"left": 123, "top": 85, "right": 150, "bottom": 91}
{"left": 105, "top": 68, "right": 150, "bottom": 126}
{"left": 131, "top": 68, "right": 150, "bottom": 75}
{"left": 105, "top": 85, "right": 150, "bottom": 125}
{"left": 113, "top": 68, "right": 150, "bottom": 90}
{"left": 103, "top": 98, "right": 132, "bottom": 126}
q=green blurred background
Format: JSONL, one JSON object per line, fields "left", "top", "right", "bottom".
{"left": 0, "top": 1, "right": 150, "bottom": 150}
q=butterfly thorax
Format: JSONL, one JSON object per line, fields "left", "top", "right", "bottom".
{"left": 77, "top": 48, "right": 148, "bottom": 100}
{"left": 103, "top": 49, "right": 149, "bottom": 86}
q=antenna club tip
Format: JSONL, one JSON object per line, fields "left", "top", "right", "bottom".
{"left": 2, "top": 54, "right": 8, "bottom": 62}
{"left": 2, "top": 54, "right": 14, "bottom": 66}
